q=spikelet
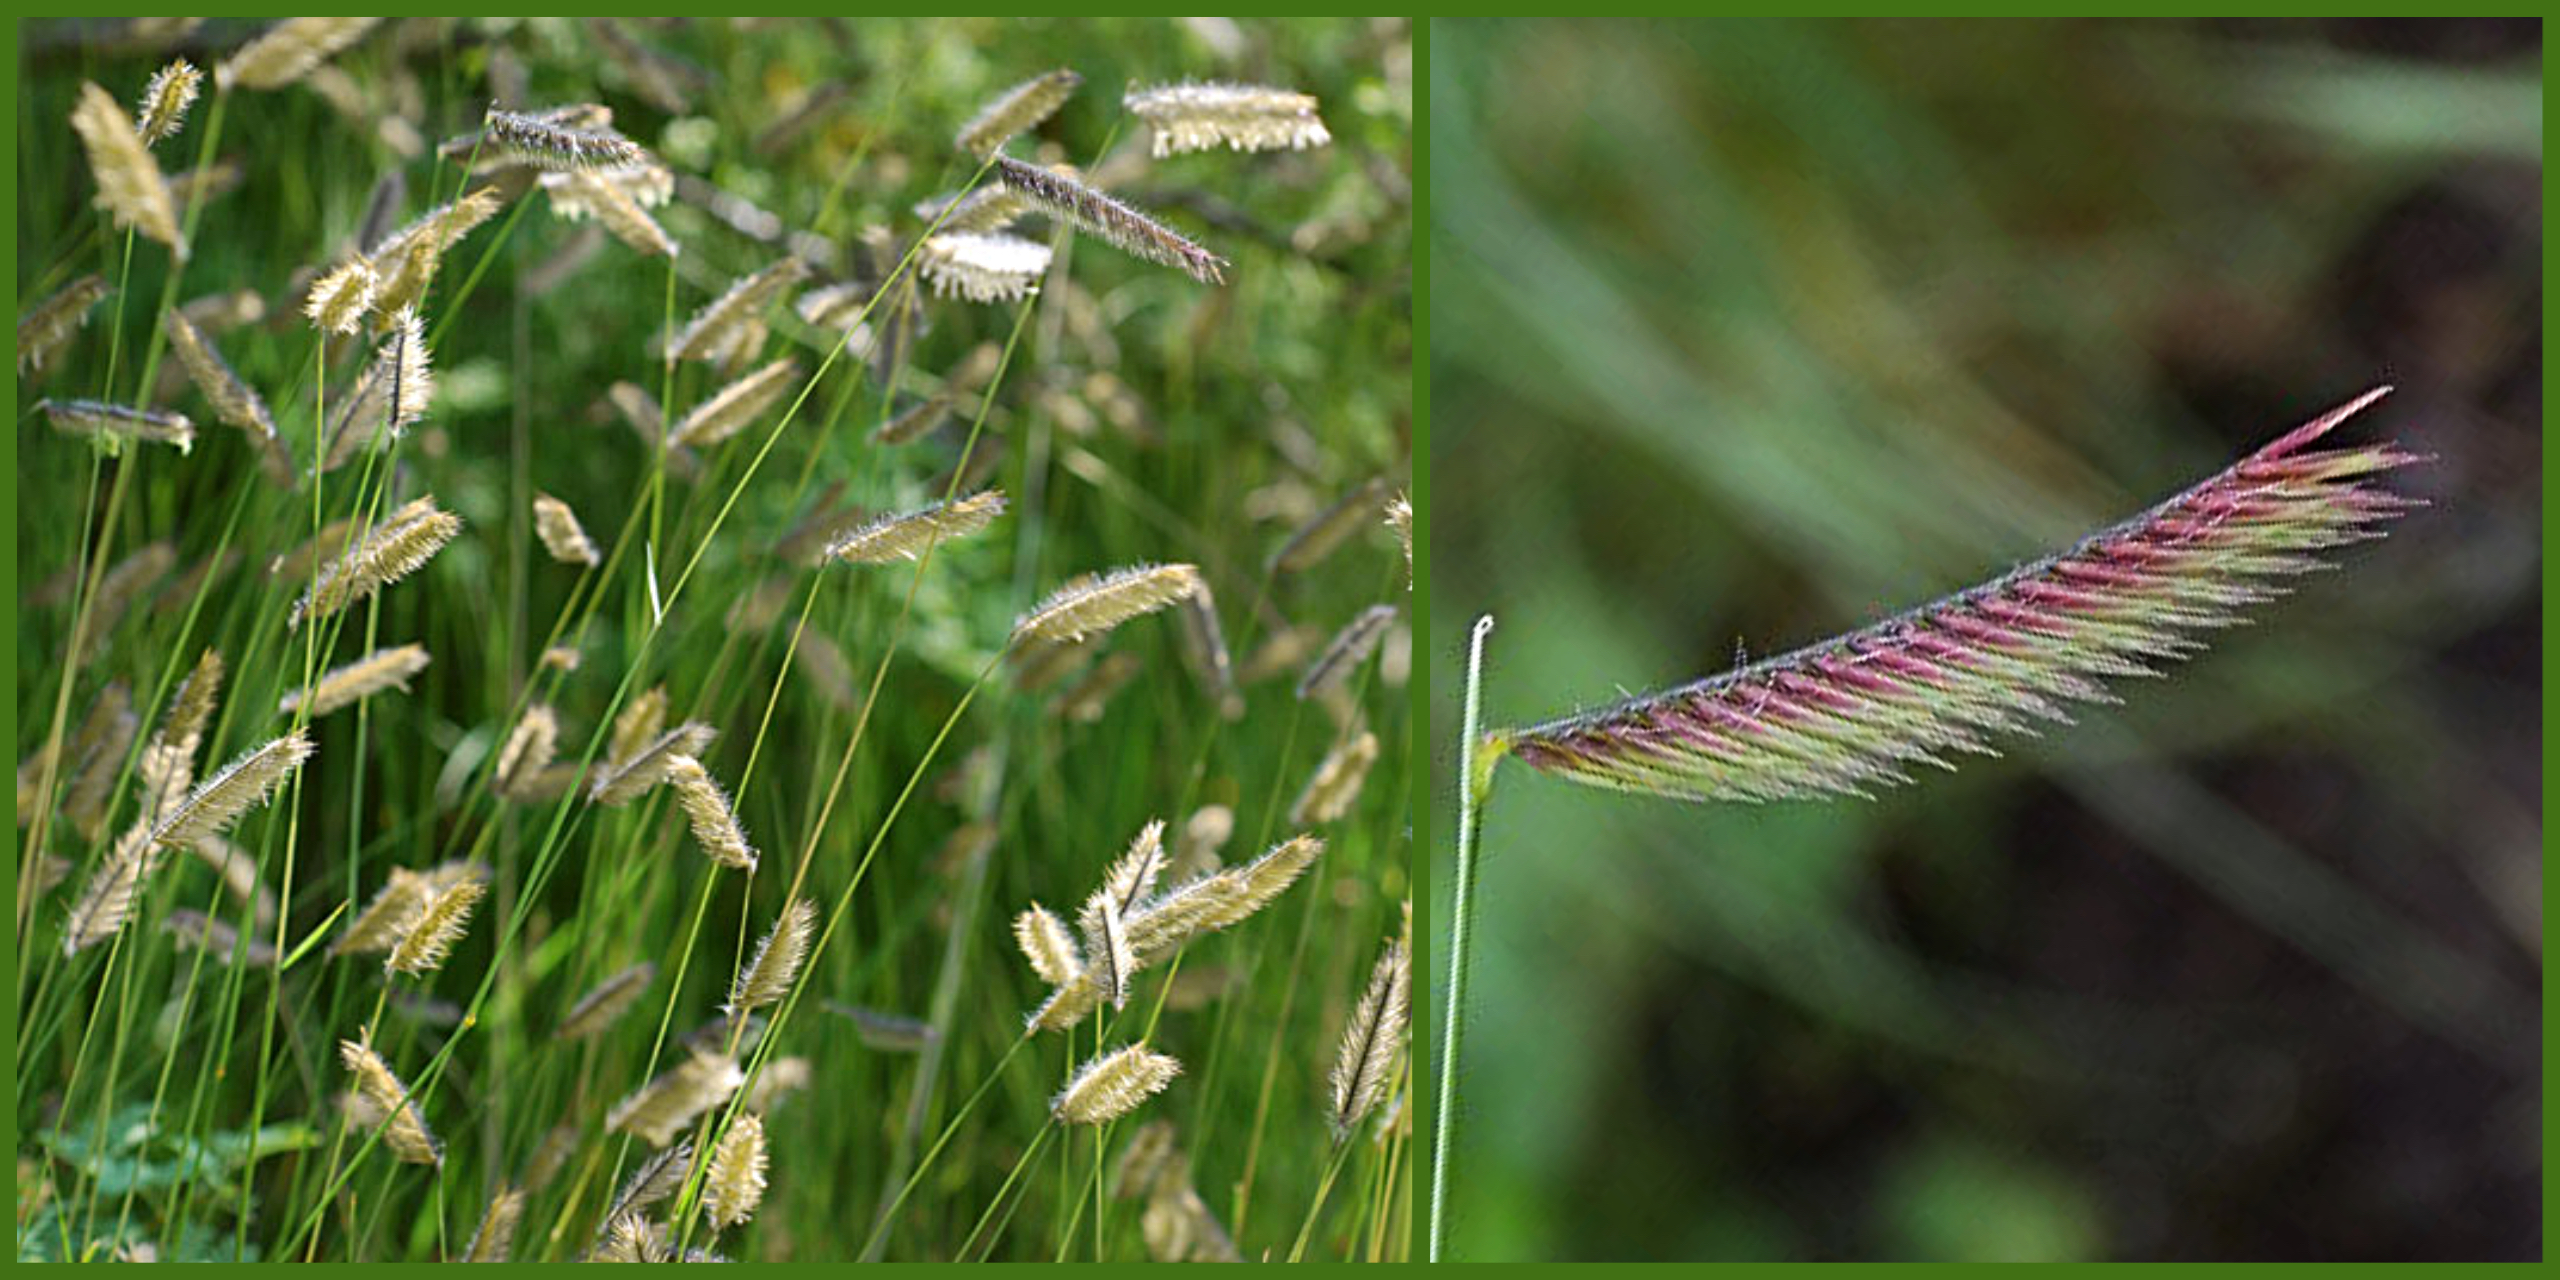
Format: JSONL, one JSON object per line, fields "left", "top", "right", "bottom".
{"left": 724, "top": 898, "right": 814, "bottom": 1021}
{"left": 462, "top": 1183, "right": 525, "bottom": 1262}
{"left": 664, "top": 754, "right": 755, "bottom": 870}
{"left": 369, "top": 188, "right": 506, "bottom": 321}
{"left": 1125, "top": 81, "right": 1331, "bottom": 157}
{"left": 162, "top": 308, "right": 281, "bottom": 451}
{"left": 338, "top": 1032, "right": 441, "bottom": 1166}
{"left": 1290, "top": 730, "right": 1380, "bottom": 826}
{"left": 595, "top": 1214, "right": 672, "bottom": 1263}
{"left": 540, "top": 645, "right": 582, "bottom": 673}
{"left": 670, "top": 257, "right": 806, "bottom": 363}
{"left": 669, "top": 357, "right": 800, "bottom": 449}
{"left": 162, "top": 908, "right": 276, "bottom": 966}
{"left": 40, "top": 398, "right": 194, "bottom": 453}
{"left": 955, "top": 68, "right": 1081, "bottom": 157}
{"left": 1495, "top": 387, "right": 2430, "bottom": 803}
{"left": 19, "top": 274, "right": 111, "bottom": 375}
{"left": 1013, "top": 562, "right": 1205, "bottom": 645}
{"left": 304, "top": 258, "right": 377, "bottom": 334}
{"left": 444, "top": 103, "right": 615, "bottom": 161}
{"left": 1123, "top": 834, "right": 1324, "bottom": 964}
{"left": 1298, "top": 604, "right": 1399, "bottom": 702}
{"left": 703, "top": 1113, "right": 769, "bottom": 1231}
{"left": 327, "top": 306, "right": 434, "bottom": 453}
{"left": 532, "top": 492, "right": 601, "bottom": 566}
{"left": 541, "top": 169, "right": 678, "bottom": 257}
{"left": 1057, "top": 651, "right": 1141, "bottom": 723}
{"left": 333, "top": 867, "right": 430, "bottom": 956}
{"left": 1174, "top": 805, "right": 1234, "bottom": 879}
{"left": 60, "top": 842, "right": 148, "bottom": 957}
{"left": 280, "top": 643, "right": 430, "bottom": 717}
{"left": 1173, "top": 584, "right": 1243, "bottom": 721}
{"left": 217, "top": 18, "right": 379, "bottom": 91}
{"left": 142, "top": 647, "right": 222, "bottom": 813}
{"left": 606, "top": 1047, "right": 744, "bottom": 1146}
{"left": 917, "top": 182, "right": 1032, "bottom": 235}
{"left": 1054, "top": 1044, "right": 1181, "bottom": 1125}
{"left": 1328, "top": 938, "right": 1409, "bottom": 1140}
{"left": 1272, "top": 476, "right": 1392, "bottom": 575}
{"left": 135, "top": 60, "right": 202, "bottom": 146}
{"left": 1386, "top": 492, "right": 1413, "bottom": 587}
{"left": 495, "top": 704, "right": 559, "bottom": 796}
{"left": 1088, "top": 898, "right": 1136, "bottom": 1010}
{"left": 70, "top": 82, "right": 185, "bottom": 259}
{"left": 919, "top": 232, "right": 1052, "bottom": 304}
{"left": 149, "top": 732, "right": 313, "bottom": 852}
{"left": 557, "top": 961, "right": 657, "bottom": 1040}
{"left": 825, "top": 490, "right": 1007, "bottom": 564}
{"left": 1216, "top": 834, "right": 1324, "bottom": 929}
{"left": 1098, "top": 820, "right": 1169, "bottom": 919}
{"left": 289, "top": 495, "right": 462, "bottom": 627}
{"left": 608, "top": 687, "right": 671, "bottom": 771}
{"left": 385, "top": 874, "right": 483, "bottom": 976}
{"left": 1014, "top": 904, "right": 1082, "bottom": 986}
{"left": 62, "top": 686, "right": 143, "bottom": 841}
{"left": 481, "top": 107, "right": 648, "bottom": 170}
{"left": 872, "top": 392, "right": 951, "bottom": 446}
{"left": 992, "top": 156, "right": 1227, "bottom": 285}
{"left": 744, "top": 1056, "right": 813, "bottom": 1112}
{"left": 604, "top": 1139, "right": 695, "bottom": 1223}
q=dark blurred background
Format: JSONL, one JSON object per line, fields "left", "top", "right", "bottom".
{"left": 1427, "top": 17, "right": 2539, "bottom": 1261}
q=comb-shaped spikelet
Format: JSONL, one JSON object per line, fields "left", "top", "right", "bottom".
{"left": 70, "top": 81, "right": 185, "bottom": 259}
{"left": 163, "top": 307, "right": 281, "bottom": 448}
{"left": 1054, "top": 1044, "right": 1181, "bottom": 1125}
{"left": 919, "top": 182, "right": 1032, "bottom": 235}
{"left": 1289, "top": 730, "right": 1380, "bottom": 826}
{"left": 149, "top": 731, "right": 312, "bottom": 851}
{"left": 1124, "top": 81, "right": 1330, "bottom": 157}
{"left": 724, "top": 898, "right": 813, "bottom": 1021}
{"left": 495, "top": 705, "right": 559, "bottom": 797}
{"left": 40, "top": 398, "right": 195, "bottom": 453}
{"left": 1014, "top": 904, "right": 1082, "bottom": 986}
{"left": 304, "top": 259, "right": 376, "bottom": 334}
{"left": 20, "top": 273, "right": 111, "bottom": 374}
{"left": 1298, "top": 604, "right": 1399, "bottom": 702}
{"left": 1014, "top": 562, "right": 1204, "bottom": 645}
{"left": 1327, "top": 938, "right": 1409, "bottom": 1140}
{"left": 326, "top": 307, "right": 433, "bottom": 457}
{"left": 333, "top": 867, "right": 430, "bottom": 957}
{"left": 670, "top": 257, "right": 806, "bottom": 363}
{"left": 1387, "top": 492, "right": 1413, "bottom": 586}
{"left": 64, "top": 654, "right": 218, "bottom": 954}
{"left": 1497, "top": 387, "right": 2430, "bottom": 803}
{"left": 60, "top": 843, "right": 147, "bottom": 957}
{"left": 608, "top": 689, "right": 672, "bottom": 771}
{"left": 290, "top": 496, "right": 462, "bottom": 627}
{"left": 532, "top": 492, "right": 601, "bottom": 566}
{"left": 386, "top": 873, "right": 483, "bottom": 976}
{"left": 607, "top": 1048, "right": 744, "bottom": 1146}
{"left": 664, "top": 753, "right": 755, "bottom": 869}
{"left": 462, "top": 1183, "right": 524, "bottom": 1262}
{"left": 825, "top": 489, "right": 1007, "bottom": 564}
{"left": 135, "top": 60, "right": 202, "bottom": 146}
{"left": 339, "top": 1032, "right": 441, "bottom": 1165}
{"left": 919, "top": 232, "right": 1052, "bottom": 304}
{"left": 703, "top": 1113, "right": 769, "bottom": 1231}
{"left": 604, "top": 1139, "right": 694, "bottom": 1223}
{"left": 217, "top": 18, "right": 378, "bottom": 91}
{"left": 1088, "top": 898, "right": 1134, "bottom": 1010}
{"left": 955, "top": 68, "right": 1081, "bottom": 157}
{"left": 670, "top": 357, "right": 800, "bottom": 449}
{"left": 280, "top": 643, "right": 430, "bottom": 717}
{"left": 556, "top": 961, "right": 656, "bottom": 1040}
{"left": 541, "top": 168, "right": 677, "bottom": 257}
{"left": 992, "top": 156, "right": 1228, "bottom": 285}
{"left": 481, "top": 107, "right": 648, "bottom": 170}
{"left": 1272, "top": 476, "right": 1391, "bottom": 575}
{"left": 369, "top": 188, "right": 505, "bottom": 321}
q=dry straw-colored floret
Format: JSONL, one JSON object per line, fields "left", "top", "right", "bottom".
{"left": 338, "top": 1032, "right": 441, "bottom": 1166}
{"left": 385, "top": 873, "right": 483, "bottom": 976}
{"left": 462, "top": 1183, "right": 525, "bottom": 1262}
{"left": 992, "top": 156, "right": 1227, "bottom": 285}
{"left": 541, "top": 169, "right": 678, "bottom": 257}
{"left": 557, "top": 961, "right": 656, "bottom": 1041}
{"left": 333, "top": 867, "right": 430, "bottom": 957}
{"left": 608, "top": 687, "right": 671, "bottom": 771}
{"left": 149, "top": 731, "right": 313, "bottom": 852}
{"left": 280, "top": 643, "right": 430, "bottom": 717}
{"left": 1298, "top": 604, "right": 1399, "bottom": 703}
{"left": 1054, "top": 1044, "right": 1181, "bottom": 1125}
{"left": 495, "top": 704, "right": 559, "bottom": 797}
{"left": 1328, "top": 938, "right": 1409, "bottom": 1140}
{"left": 703, "top": 1113, "right": 769, "bottom": 1231}
{"left": 304, "top": 258, "right": 377, "bottom": 334}
{"left": 873, "top": 392, "right": 951, "bottom": 446}
{"left": 1014, "top": 904, "right": 1081, "bottom": 986}
{"left": 919, "top": 232, "right": 1052, "bottom": 304}
{"left": 71, "top": 81, "right": 185, "bottom": 260}
{"left": 607, "top": 1047, "right": 744, "bottom": 1146}
{"left": 19, "top": 273, "right": 111, "bottom": 376}
{"left": 163, "top": 307, "right": 283, "bottom": 456}
{"left": 61, "top": 842, "right": 147, "bottom": 957}
{"left": 604, "top": 1139, "right": 695, "bottom": 1224}
{"left": 1290, "top": 730, "right": 1381, "bottom": 827}
{"left": 481, "top": 106, "right": 649, "bottom": 170}
{"left": 369, "top": 187, "right": 506, "bottom": 321}
{"left": 825, "top": 490, "right": 1007, "bottom": 565}
{"left": 325, "top": 307, "right": 434, "bottom": 462}
{"left": 1272, "top": 475, "right": 1392, "bottom": 575}
{"left": 724, "top": 897, "right": 814, "bottom": 1021}
{"left": 40, "top": 398, "right": 195, "bottom": 453}
{"left": 1125, "top": 81, "right": 1331, "bottom": 157}
{"left": 217, "top": 18, "right": 379, "bottom": 91}
{"left": 663, "top": 753, "right": 755, "bottom": 869}
{"left": 595, "top": 1213, "right": 672, "bottom": 1263}
{"left": 669, "top": 357, "right": 800, "bottom": 449}
{"left": 1013, "top": 562, "right": 1204, "bottom": 646}
{"left": 955, "top": 68, "right": 1081, "bottom": 157}
{"left": 1174, "top": 584, "right": 1243, "bottom": 721}
{"left": 532, "top": 492, "right": 601, "bottom": 566}
{"left": 1387, "top": 492, "right": 1413, "bottom": 586}
{"left": 290, "top": 495, "right": 463, "bottom": 627}
{"left": 135, "top": 60, "right": 202, "bottom": 146}
{"left": 670, "top": 257, "right": 806, "bottom": 363}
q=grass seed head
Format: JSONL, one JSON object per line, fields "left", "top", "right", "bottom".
{"left": 665, "top": 753, "right": 756, "bottom": 870}
{"left": 704, "top": 1113, "right": 770, "bottom": 1231}
{"left": 1289, "top": 730, "right": 1380, "bottom": 827}
{"left": 1014, "top": 904, "right": 1082, "bottom": 986}
{"left": 1124, "top": 81, "right": 1331, "bottom": 157}
{"left": 19, "top": 274, "right": 111, "bottom": 376}
{"left": 338, "top": 1032, "right": 441, "bottom": 1166}
{"left": 1013, "top": 562, "right": 1204, "bottom": 646}
{"left": 462, "top": 1184, "right": 525, "bottom": 1262}
{"left": 217, "top": 17, "right": 380, "bottom": 91}
{"left": 919, "top": 232, "right": 1052, "bottom": 304}
{"left": 992, "top": 155, "right": 1228, "bottom": 285}
{"left": 280, "top": 643, "right": 430, "bottom": 717}
{"left": 955, "top": 67, "right": 1082, "bottom": 157}
{"left": 39, "top": 398, "right": 195, "bottom": 453}
{"left": 532, "top": 492, "right": 601, "bottom": 566}
{"left": 386, "top": 873, "right": 484, "bottom": 976}
{"left": 1327, "top": 938, "right": 1410, "bottom": 1140}
{"left": 70, "top": 81, "right": 185, "bottom": 260}
{"left": 825, "top": 489, "right": 1007, "bottom": 565}
{"left": 304, "top": 259, "right": 378, "bottom": 334}
{"left": 725, "top": 897, "right": 814, "bottom": 1021}
{"left": 1053, "top": 1044, "right": 1181, "bottom": 1125}
{"left": 556, "top": 961, "right": 657, "bottom": 1040}
{"left": 136, "top": 60, "right": 203, "bottom": 146}
{"left": 606, "top": 1048, "right": 745, "bottom": 1146}
{"left": 482, "top": 106, "right": 650, "bottom": 170}
{"left": 149, "top": 731, "right": 313, "bottom": 851}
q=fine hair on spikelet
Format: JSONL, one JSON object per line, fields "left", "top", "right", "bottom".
{"left": 216, "top": 18, "right": 380, "bottom": 91}
{"left": 19, "top": 273, "right": 111, "bottom": 375}
{"left": 369, "top": 187, "right": 506, "bottom": 322}
{"left": 918, "top": 232, "right": 1052, "bottom": 304}
{"left": 703, "top": 1113, "right": 769, "bottom": 1231}
{"left": 1327, "top": 937, "right": 1409, "bottom": 1140}
{"left": 135, "top": 60, "right": 202, "bottom": 146}
{"left": 916, "top": 182, "right": 1032, "bottom": 236}
{"left": 481, "top": 106, "right": 649, "bottom": 170}
{"left": 280, "top": 643, "right": 431, "bottom": 717}
{"left": 603, "top": 1139, "right": 695, "bottom": 1226}
{"left": 724, "top": 897, "right": 814, "bottom": 1022}
{"left": 385, "top": 873, "right": 484, "bottom": 976}
{"left": 494, "top": 704, "right": 560, "bottom": 796}
{"left": 670, "top": 357, "right": 800, "bottom": 449}
{"left": 1013, "top": 562, "right": 1204, "bottom": 646}
{"left": 290, "top": 496, "right": 463, "bottom": 627}
{"left": 1290, "top": 729, "right": 1381, "bottom": 827}
{"left": 338, "top": 1031, "right": 441, "bottom": 1165}
{"left": 39, "top": 398, "right": 195, "bottom": 453}
{"left": 304, "top": 258, "right": 377, "bottom": 334}
{"left": 541, "top": 168, "right": 678, "bottom": 257}
{"left": 1014, "top": 904, "right": 1081, "bottom": 986}
{"left": 1271, "top": 475, "right": 1392, "bottom": 575}
{"left": 149, "top": 731, "right": 313, "bottom": 852}
{"left": 825, "top": 490, "right": 1006, "bottom": 564}
{"left": 1386, "top": 492, "right": 1413, "bottom": 586}
{"left": 556, "top": 961, "right": 657, "bottom": 1040}
{"left": 162, "top": 308, "right": 288, "bottom": 476}
{"left": 991, "top": 156, "right": 1228, "bottom": 285}
{"left": 331, "top": 861, "right": 480, "bottom": 956}
{"left": 532, "top": 492, "right": 601, "bottom": 566}
{"left": 669, "top": 257, "right": 806, "bottom": 363}
{"left": 70, "top": 81, "right": 185, "bottom": 259}
{"left": 955, "top": 68, "right": 1081, "bottom": 156}
{"left": 606, "top": 1048, "right": 744, "bottom": 1145}
{"left": 1123, "top": 81, "right": 1331, "bottom": 157}
{"left": 462, "top": 1183, "right": 525, "bottom": 1262}
{"left": 664, "top": 753, "right": 755, "bottom": 869}
{"left": 1297, "top": 603, "right": 1399, "bottom": 703}
{"left": 323, "top": 308, "right": 434, "bottom": 466}
{"left": 1053, "top": 1044, "right": 1181, "bottom": 1125}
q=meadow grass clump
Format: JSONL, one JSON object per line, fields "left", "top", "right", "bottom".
{"left": 19, "top": 16, "right": 1408, "bottom": 1264}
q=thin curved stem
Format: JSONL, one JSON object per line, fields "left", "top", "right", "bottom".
{"left": 1429, "top": 613, "right": 1495, "bottom": 1262}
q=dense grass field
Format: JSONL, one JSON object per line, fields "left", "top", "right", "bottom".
{"left": 17, "top": 17, "right": 1411, "bottom": 1262}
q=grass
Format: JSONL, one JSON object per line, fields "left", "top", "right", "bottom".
{"left": 17, "top": 16, "right": 1412, "bottom": 1262}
